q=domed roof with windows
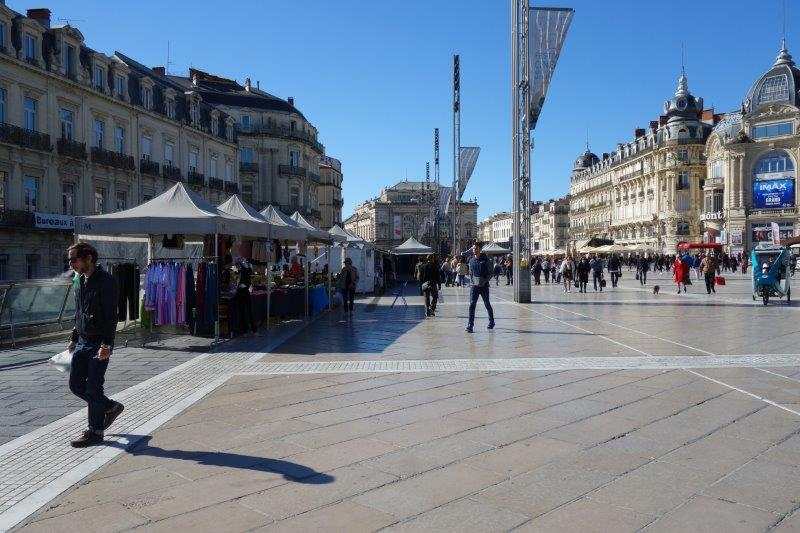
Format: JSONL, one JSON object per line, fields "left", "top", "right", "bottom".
{"left": 743, "top": 41, "right": 800, "bottom": 115}
{"left": 663, "top": 70, "right": 704, "bottom": 124}
{"left": 573, "top": 148, "right": 599, "bottom": 172}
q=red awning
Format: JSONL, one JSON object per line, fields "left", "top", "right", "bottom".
{"left": 677, "top": 241, "right": 723, "bottom": 251}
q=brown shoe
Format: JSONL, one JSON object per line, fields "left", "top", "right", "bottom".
{"left": 71, "top": 430, "right": 103, "bottom": 448}
{"left": 104, "top": 402, "right": 124, "bottom": 431}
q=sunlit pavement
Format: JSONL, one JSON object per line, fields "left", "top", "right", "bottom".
{"left": 5, "top": 271, "right": 800, "bottom": 532}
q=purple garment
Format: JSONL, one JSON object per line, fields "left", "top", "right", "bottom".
{"left": 176, "top": 264, "right": 186, "bottom": 325}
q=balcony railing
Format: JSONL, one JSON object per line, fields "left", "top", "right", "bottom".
{"left": 279, "top": 164, "right": 307, "bottom": 178}
{"left": 308, "top": 171, "right": 321, "bottom": 184}
{"left": 239, "top": 123, "right": 324, "bottom": 153}
{"left": 209, "top": 177, "right": 224, "bottom": 191}
{"left": 140, "top": 158, "right": 160, "bottom": 177}
{"left": 162, "top": 164, "right": 182, "bottom": 181}
{"left": 0, "top": 123, "right": 52, "bottom": 152}
{"left": 224, "top": 182, "right": 239, "bottom": 194}
{"left": 188, "top": 170, "right": 206, "bottom": 187}
{"left": 0, "top": 209, "right": 35, "bottom": 229}
{"left": 91, "top": 147, "right": 135, "bottom": 171}
{"left": 239, "top": 161, "right": 258, "bottom": 173}
{"left": 57, "top": 137, "right": 86, "bottom": 160}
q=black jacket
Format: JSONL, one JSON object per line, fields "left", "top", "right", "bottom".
{"left": 71, "top": 266, "right": 119, "bottom": 346}
{"left": 419, "top": 261, "right": 441, "bottom": 288}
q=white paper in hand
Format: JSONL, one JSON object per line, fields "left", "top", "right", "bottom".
{"left": 49, "top": 349, "right": 73, "bottom": 373}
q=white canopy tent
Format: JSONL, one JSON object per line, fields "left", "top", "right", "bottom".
{"left": 393, "top": 237, "right": 433, "bottom": 256}
{"left": 329, "top": 224, "right": 365, "bottom": 244}
{"left": 75, "top": 183, "right": 264, "bottom": 238}
{"left": 290, "top": 212, "right": 342, "bottom": 244}
{"left": 482, "top": 242, "right": 510, "bottom": 255}
{"left": 328, "top": 225, "right": 375, "bottom": 293}
{"left": 259, "top": 205, "right": 308, "bottom": 242}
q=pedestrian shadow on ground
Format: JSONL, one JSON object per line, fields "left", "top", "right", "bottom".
{"left": 107, "top": 435, "right": 335, "bottom": 484}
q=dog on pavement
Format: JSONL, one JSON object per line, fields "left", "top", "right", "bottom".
{"left": 653, "top": 285, "right": 660, "bottom": 295}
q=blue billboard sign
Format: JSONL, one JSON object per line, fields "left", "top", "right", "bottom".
{"left": 752, "top": 178, "right": 795, "bottom": 209}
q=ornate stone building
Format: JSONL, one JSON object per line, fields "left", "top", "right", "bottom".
{"left": 568, "top": 72, "right": 716, "bottom": 252}
{"left": 167, "top": 69, "right": 326, "bottom": 228}
{"left": 0, "top": 6, "right": 238, "bottom": 280}
{"left": 318, "top": 155, "right": 343, "bottom": 230}
{"left": 704, "top": 43, "right": 800, "bottom": 254}
{"left": 531, "top": 196, "right": 570, "bottom": 252}
{"left": 344, "top": 180, "right": 478, "bottom": 252}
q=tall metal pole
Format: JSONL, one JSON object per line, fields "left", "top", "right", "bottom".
{"left": 434, "top": 128, "right": 441, "bottom": 255}
{"left": 512, "top": 0, "right": 531, "bottom": 302}
{"left": 452, "top": 54, "right": 461, "bottom": 256}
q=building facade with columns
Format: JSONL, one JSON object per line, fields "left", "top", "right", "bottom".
{"left": 704, "top": 43, "right": 800, "bottom": 254}
{"left": 532, "top": 196, "right": 570, "bottom": 253}
{"left": 344, "top": 180, "right": 478, "bottom": 252}
{"left": 0, "top": 5, "right": 239, "bottom": 280}
{"left": 318, "top": 155, "right": 343, "bottom": 230}
{"left": 166, "top": 69, "right": 326, "bottom": 228}
{"left": 568, "top": 72, "right": 716, "bottom": 252}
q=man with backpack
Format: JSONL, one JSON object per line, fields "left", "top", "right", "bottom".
{"left": 465, "top": 242, "right": 495, "bottom": 333}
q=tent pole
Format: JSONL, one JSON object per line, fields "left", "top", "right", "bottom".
{"left": 326, "top": 247, "right": 332, "bottom": 311}
{"left": 266, "top": 256, "right": 271, "bottom": 331}
{"left": 304, "top": 245, "right": 309, "bottom": 320}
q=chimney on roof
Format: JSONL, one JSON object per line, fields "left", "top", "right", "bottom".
{"left": 256, "top": 80, "right": 260, "bottom": 89}
{"left": 288, "top": 96, "right": 295, "bottom": 106}
{"left": 244, "top": 77, "right": 251, "bottom": 92}
{"left": 634, "top": 128, "right": 646, "bottom": 138}
{"left": 27, "top": 8, "right": 51, "bottom": 29}
{"left": 152, "top": 66, "right": 166, "bottom": 76}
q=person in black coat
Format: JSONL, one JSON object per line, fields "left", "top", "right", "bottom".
{"left": 576, "top": 256, "right": 591, "bottom": 293}
{"left": 419, "top": 254, "right": 442, "bottom": 317}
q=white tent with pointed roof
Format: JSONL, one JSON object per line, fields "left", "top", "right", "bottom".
{"left": 259, "top": 205, "right": 308, "bottom": 242}
{"left": 393, "top": 236, "right": 433, "bottom": 255}
{"left": 75, "top": 182, "right": 264, "bottom": 237}
{"left": 290, "top": 211, "right": 341, "bottom": 243}
{"left": 482, "top": 242, "right": 510, "bottom": 255}
{"left": 329, "top": 224, "right": 364, "bottom": 244}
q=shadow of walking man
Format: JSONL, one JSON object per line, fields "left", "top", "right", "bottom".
{"left": 108, "top": 434, "right": 335, "bottom": 484}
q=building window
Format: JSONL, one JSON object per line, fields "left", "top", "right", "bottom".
{"left": 0, "top": 254, "right": 7, "bottom": 281}
{"left": 242, "top": 183, "right": 253, "bottom": 205}
{"left": 23, "top": 32, "right": 35, "bottom": 61}
{"left": 0, "top": 87, "right": 5, "bottom": 123}
{"left": 114, "top": 126, "right": 125, "bottom": 153}
{"left": 208, "top": 153, "right": 218, "bottom": 178}
{"left": 676, "top": 221, "right": 689, "bottom": 236}
{"left": 677, "top": 171, "right": 689, "bottom": 190}
{"left": 188, "top": 148, "right": 199, "bottom": 172}
{"left": 240, "top": 147, "right": 254, "bottom": 164}
{"left": 115, "top": 190, "right": 127, "bottom": 211}
{"left": 164, "top": 141, "right": 174, "bottom": 165}
{"left": 289, "top": 150, "right": 300, "bottom": 167}
{"left": 114, "top": 75, "right": 126, "bottom": 99}
{"left": 93, "top": 65, "right": 104, "bottom": 91}
{"left": 676, "top": 192, "right": 690, "bottom": 212}
{"left": 62, "top": 182, "right": 75, "bottom": 215}
{"left": 23, "top": 97, "right": 37, "bottom": 131}
{"left": 240, "top": 114, "right": 251, "bottom": 130}
{"left": 93, "top": 119, "right": 105, "bottom": 148}
{"left": 225, "top": 161, "right": 233, "bottom": 181}
{"left": 23, "top": 176, "right": 38, "bottom": 212}
{"left": 753, "top": 151, "right": 794, "bottom": 176}
{"left": 141, "top": 85, "right": 152, "bottom": 109}
{"left": 290, "top": 120, "right": 296, "bottom": 131}
{"left": 0, "top": 22, "right": 6, "bottom": 50}
{"left": 752, "top": 121, "right": 793, "bottom": 140}
{"left": 712, "top": 190, "right": 723, "bottom": 212}
{"left": 211, "top": 118, "right": 219, "bottom": 136}
{"left": 711, "top": 160, "right": 725, "bottom": 179}
{"left": 759, "top": 74, "right": 789, "bottom": 104}
{"left": 677, "top": 149, "right": 688, "bottom": 162}
{"left": 65, "top": 44, "right": 76, "bottom": 78}
{"left": 166, "top": 98, "right": 175, "bottom": 119}
{"left": 60, "top": 108, "right": 74, "bottom": 140}
{"left": 290, "top": 187, "right": 300, "bottom": 209}
{"left": 0, "top": 171, "right": 6, "bottom": 211}
{"left": 94, "top": 187, "right": 106, "bottom": 214}
{"left": 141, "top": 135, "right": 152, "bottom": 160}
{"left": 26, "top": 254, "right": 40, "bottom": 279}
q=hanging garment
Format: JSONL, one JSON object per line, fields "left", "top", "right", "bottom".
{"left": 185, "top": 264, "right": 196, "bottom": 330}
{"left": 112, "top": 263, "right": 140, "bottom": 321}
{"left": 176, "top": 264, "right": 186, "bottom": 325}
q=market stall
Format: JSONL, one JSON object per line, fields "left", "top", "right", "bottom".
{"left": 482, "top": 242, "right": 510, "bottom": 255}
{"left": 328, "top": 225, "right": 376, "bottom": 293}
{"left": 75, "top": 183, "right": 269, "bottom": 341}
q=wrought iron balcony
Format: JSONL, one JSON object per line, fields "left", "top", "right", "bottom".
{"left": 278, "top": 165, "right": 307, "bottom": 178}
{"left": 238, "top": 123, "right": 324, "bottom": 153}
{"left": 0, "top": 209, "right": 35, "bottom": 229}
{"left": 224, "top": 182, "right": 239, "bottom": 194}
{"left": 239, "top": 161, "right": 258, "bottom": 173}
{"left": 139, "top": 158, "right": 160, "bottom": 177}
{"left": 188, "top": 170, "right": 206, "bottom": 187}
{"left": 57, "top": 137, "right": 86, "bottom": 160}
{"left": 208, "top": 177, "right": 224, "bottom": 191}
{"left": 308, "top": 171, "right": 322, "bottom": 184}
{"left": 162, "top": 164, "right": 182, "bottom": 181}
{"left": 0, "top": 123, "right": 52, "bottom": 152}
{"left": 91, "top": 147, "right": 135, "bottom": 171}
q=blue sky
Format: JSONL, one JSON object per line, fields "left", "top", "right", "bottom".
{"left": 15, "top": 0, "right": 794, "bottom": 219}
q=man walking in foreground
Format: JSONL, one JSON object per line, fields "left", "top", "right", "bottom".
{"left": 466, "top": 242, "right": 495, "bottom": 333}
{"left": 66, "top": 243, "right": 124, "bottom": 447}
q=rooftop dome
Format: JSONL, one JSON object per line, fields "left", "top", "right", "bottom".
{"left": 573, "top": 148, "right": 599, "bottom": 172}
{"left": 743, "top": 41, "right": 800, "bottom": 115}
{"left": 663, "top": 70, "right": 703, "bottom": 124}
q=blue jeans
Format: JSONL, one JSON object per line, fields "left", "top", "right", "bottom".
{"left": 69, "top": 339, "right": 113, "bottom": 432}
{"left": 468, "top": 285, "right": 494, "bottom": 328}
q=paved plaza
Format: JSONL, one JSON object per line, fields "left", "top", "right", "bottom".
{"left": 3, "top": 271, "right": 800, "bottom": 531}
